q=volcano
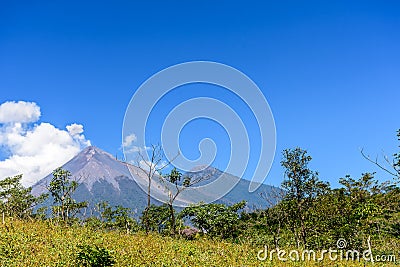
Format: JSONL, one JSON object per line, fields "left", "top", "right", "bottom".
{"left": 32, "top": 146, "right": 279, "bottom": 214}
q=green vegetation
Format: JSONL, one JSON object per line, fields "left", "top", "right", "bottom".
{"left": 0, "top": 174, "right": 47, "bottom": 220}
{"left": 75, "top": 244, "right": 115, "bottom": 267}
{"left": 48, "top": 167, "right": 88, "bottom": 224}
{"left": 160, "top": 167, "right": 212, "bottom": 236}
{"left": 0, "top": 130, "right": 399, "bottom": 266}
{"left": 180, "top": 201, "right": 246, "bottom": 239}
{"left": 1, "top": 219, "right": 398, "bottom": 266}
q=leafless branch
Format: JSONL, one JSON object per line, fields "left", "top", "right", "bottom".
{"left": 361, "top": 148, "right": 398, "bottom": 177}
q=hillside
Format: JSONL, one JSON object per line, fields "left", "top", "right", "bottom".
{"left": 2, "top": 219, "right": 393, "bottom": 267}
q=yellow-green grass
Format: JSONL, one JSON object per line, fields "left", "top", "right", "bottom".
{"left": 0, "top": 219, "right": 398, "bottom": 267}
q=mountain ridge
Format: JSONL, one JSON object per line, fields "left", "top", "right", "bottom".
{"left": 32, "top": 146, "right": 280, "bottom": 213}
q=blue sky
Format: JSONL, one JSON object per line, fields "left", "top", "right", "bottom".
{"left": 0, "top": 1, "right": 399, "bottom": 187}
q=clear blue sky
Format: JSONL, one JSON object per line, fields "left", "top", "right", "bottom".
{"left": 1, "top": 1, "right": 399, "bottom": 187}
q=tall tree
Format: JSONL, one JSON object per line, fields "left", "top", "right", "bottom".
{"left": 0, "top": 174, "right": 47, "bottom": 220}
{"left": 134, "top": 144, "right": 177, "bottom": 234}
{"left": 47, "top": 167, "right": 87, "bottom": 223}
{"left": 281, "top": 147, "right": 329, "bottom": 247}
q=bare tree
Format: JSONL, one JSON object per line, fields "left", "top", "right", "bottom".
{"left": 134, "top": 144, "right": 178, "bottom": 233}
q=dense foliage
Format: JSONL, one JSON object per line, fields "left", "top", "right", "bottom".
{"left": 0, "top": 129, "right": 399, "bottom": 265}
{"left": 0, "top": 174, "right": 46, "bottom": 219}
{"left": 48, "top": 167, "right": 87, "bottom": 223}
{"left": 180, "top": 201, "right": 246, "bottom": 239}
{"left": 75, "top": 244, "right": 115, "bottom": 267}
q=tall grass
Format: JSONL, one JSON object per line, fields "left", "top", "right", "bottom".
{"left": 0, "top": 219, "right": 397, "bottom": 266}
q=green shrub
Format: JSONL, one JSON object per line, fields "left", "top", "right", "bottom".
{"left": 75, "top": 244, "right": 115, "bottom": 267}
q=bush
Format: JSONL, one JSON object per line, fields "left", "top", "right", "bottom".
{"left": 75, "top": 244, "right": 115, "bottom": 267}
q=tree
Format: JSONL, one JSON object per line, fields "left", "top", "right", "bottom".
{"left": 361, "top": 129, "right": 400, "bottom": 181}
{"left": 395, "top": 129, "right": 400, "bottom": 179}
{"left": 134, "top": 144, "right": 177, "bottom": 234}
{"left": 47, "top": 167, "right": 87, "bottom": 223}
{"left": 139, "top": 204, "right": 170, "bottom": 233}
{"left": 160, "top": 167, "right": 214, "bottom": 235}
{"left": 281, "top": 147, "right": 329, "bottom": 247}
{"left": 258, "top": 188, "right": 287, "bottom": 249}
{"left": 338, "top": 173, "right": 400, "bottom": 244}
{"left": 96, "top": 201, "right": 138, "bottom": 233}
{"left": 160, "top": 168, "right": 187, "bottom": 235}
{"left": 0, "top": 174, "right": 47, "bottom": 220}
{"left": 180, "top": 201, "right": 246, "bottom": 239}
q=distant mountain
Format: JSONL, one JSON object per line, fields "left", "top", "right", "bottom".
{"left": 32, "top": 146, "right": 280, "bottom": 215}
{"left": 185, "top": 166, "right": 281, "bottom": 209}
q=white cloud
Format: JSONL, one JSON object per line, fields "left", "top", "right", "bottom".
{"left": 122, "top": 133, "right": 146, "bottom": 154}
{"left": 67, "top": 123, "right": 84, "bottom": 136}
{"left": 67, "top": 123, "right": 91, "bottom": 147}
{"left": 0, "top": 101, "right": 91, "bottom": 186}
{"left": 122, "top": 133, "right": 137, "bottom": 148}
{"left": 0, "top": 101, "right": 41, "bottom": 123}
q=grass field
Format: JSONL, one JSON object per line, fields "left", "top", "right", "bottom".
{"left": 0, "top": 219, "right": 398, "bottom": 267}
